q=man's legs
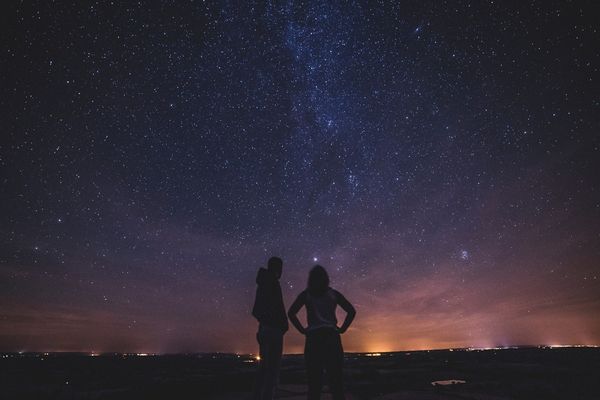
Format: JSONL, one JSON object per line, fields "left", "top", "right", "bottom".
{"left": 254, "top": 326, "right": 284, "bottom": 400}
{"left": 263, "top": 327, "right": 283, "bottom": 400}
{"left": 253, "top": 330, "right": 267, "bottom": 400}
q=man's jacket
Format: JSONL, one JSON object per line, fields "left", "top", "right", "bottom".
{"left": 252, "top": 268, "right": 289, "bottom": 333}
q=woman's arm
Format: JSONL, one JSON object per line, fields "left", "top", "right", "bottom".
{"left": 287, "top": 292, "right": 307, "bottom": 335}
{"left": 336, "top": 291, "right": 356, "bottom": 334}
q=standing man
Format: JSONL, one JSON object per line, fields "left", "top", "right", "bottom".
{"left": 252, "top": 256, "right": 289, "bottom": 400}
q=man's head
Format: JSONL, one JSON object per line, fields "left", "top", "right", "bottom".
{"left": 267, "top": 256, "right": 283, "bottom": 279}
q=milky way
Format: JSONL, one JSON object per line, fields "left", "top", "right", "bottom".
{"left": 1, "top": 1, "right": 599, "bottom": 353}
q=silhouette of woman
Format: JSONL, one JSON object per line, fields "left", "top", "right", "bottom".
{"left": 288, "top": 265, "right": 356, "bottom": 400}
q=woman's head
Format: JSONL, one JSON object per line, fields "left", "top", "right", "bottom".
{"left": 308, "top": 265, "right": 330, "bottom": 295}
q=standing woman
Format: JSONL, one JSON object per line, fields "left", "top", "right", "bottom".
{"left": 288, "top": 265, "right": 356, "bottom": 400}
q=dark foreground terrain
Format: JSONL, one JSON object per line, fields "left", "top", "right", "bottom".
{"left": 1, "top": 347, "right": 599, "bottom": 399}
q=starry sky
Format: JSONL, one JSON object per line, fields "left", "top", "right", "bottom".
{"left": 1, "top": 1, "right": 599, "bottom": 354}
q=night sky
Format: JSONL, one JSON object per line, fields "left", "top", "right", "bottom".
{"left": 1, "top": 1, "right": 599, "bottom": 354}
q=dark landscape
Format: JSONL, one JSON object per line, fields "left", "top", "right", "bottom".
{"left": 2, "top": 347, "right": 599, "bottom": 400}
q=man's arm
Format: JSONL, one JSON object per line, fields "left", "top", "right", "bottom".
{"left": 275, "top": 283, "right": 289, "bottom": 332}
{"left": 252, "top": 285, "right": 267, "bottom": 322}
{"left": 287, "top": 292, "right": 307, "bottom": 335}
{"left": 336, "top": 291, "right": 356, "bottom": 334}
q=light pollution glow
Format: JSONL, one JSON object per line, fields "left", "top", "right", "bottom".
{"left": 2, "top": 263, "right": 598, "bottom": 354}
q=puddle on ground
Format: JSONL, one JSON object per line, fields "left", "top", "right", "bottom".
{"left": 431, "top": 379, "right": 466, "bottom": 386}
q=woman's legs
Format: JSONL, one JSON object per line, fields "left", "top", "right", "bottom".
{"left": 305, "top": 330, "right": 325, "bottom": 400}
{"left": 324, "top": 332, "right": 345, "bottom": 400}
{"left": 305, "top": 329, "right": 345, "bottom": 400}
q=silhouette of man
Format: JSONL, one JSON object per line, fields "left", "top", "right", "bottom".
{"left": 252, "top": 256, "right": 289, "bottom": 400}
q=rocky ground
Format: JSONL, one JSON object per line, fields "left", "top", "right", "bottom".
{"left": 2, "top": 347, "right": 599, "bottom": 399}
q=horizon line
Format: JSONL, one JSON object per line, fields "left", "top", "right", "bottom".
{"left": 3, "top": 343, "right": 599, "bottom": 356}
